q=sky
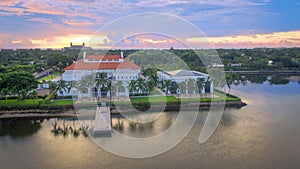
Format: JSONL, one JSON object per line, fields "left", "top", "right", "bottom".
{"left": 0, "top": 0, "right": 300, "bottom": 49}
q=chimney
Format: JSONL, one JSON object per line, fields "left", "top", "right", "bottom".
{"left": 121, "top": 52, "right": 124, "bottom": 59}
{"left": 83, "top": 51, "right": 86, "bottom": 59}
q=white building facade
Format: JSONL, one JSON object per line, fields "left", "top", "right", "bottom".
{"left": 157, "top": 69, "right": 213, "bottom": 94}
{"left": 61, "top": 52, "right": 141, "bottom": 98}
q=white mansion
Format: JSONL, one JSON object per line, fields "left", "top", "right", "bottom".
{"left": 157, "top": 69, "right": 213, "bottom": 94}
{"left": 61, "top": 52, "right": 141, "bottom": 97}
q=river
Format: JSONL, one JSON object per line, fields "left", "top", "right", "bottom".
{"left": 0, "top": 74, "right": 299, "bottom": 169}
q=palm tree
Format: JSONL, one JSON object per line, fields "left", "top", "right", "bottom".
{"left": 137, "top": 78, "right": 145, "bottom": 94}
{"left": 170, "top": 81, "right": 179, "bottom": 94}
{"left": 128, "top": 80, "right": 137, "bottom": 96}
{"left": 205, "top": 76, "right": 214, "bottom": 98}
{"left": 84, "top": 74, "right": 95, "bottom": 101}
{"left": 225, "top": 73, "right": 237, "bottom": 93}
{"left": 187, "top": 79, "right": 195, "bottom": 94}
{"left": 115, "top": 80, "right": 124, "bottom": 96}
{"left": 178, "top": 81, "right": 187, "bottom": 94}
{"left": 28, "top": 90, "right": 39, "bottom": 103}
{"left": 1, "top": 88, "right": 9, "bottom": 100}
{"left": 56, "top": 80, "right": 67, "bottom": 99}
{"left": 147, "top": 79, "right": 156, "bottom": 95}
{"left": 196, "top": 78, "right": 205, "bottom": 95}
{"left": 163, "top": 79, "right": 172, "bottom": 95}
{"left": 77, "top": 79, "right": 88, "bottom": 101}
{"left": 104, "top": 80, "right": 112, "bottom": 102}
{"left": 49, "top": 81, "right": 57, "bottom": 94}
{"left": 67, "top": 80, "right": 78, "bottom": 96}
{"left": 95, "top": 72, "right": 107, "bottom": 100}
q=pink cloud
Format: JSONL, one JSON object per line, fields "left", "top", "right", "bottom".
{"left": 62, "top": 20, "right": 94, "bottom": 26}
{"left": 11, "top": 40, "right": 21, "bottom": 44}
{"left": 124, "top": 38, "right": 132, "bottom": 45}
{"left": 186, "top": 30, "right": 300, "bottom": 48}
{"left": 0, "top": 0, "right": 19, "bottom": 6}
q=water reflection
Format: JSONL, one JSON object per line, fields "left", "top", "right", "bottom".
{"left": 229, "top": 74, "right": 298, "bottom": 86}
{"left": 48, "top": 118, "right": 94, "bottom": 138}
{"left": 0, "top": 118, "right": 42, "bottom": 138}
{"left": 220, "top": 111, "right": 237, "bottom": 127}
{"left": 111, "top": 112, "right": 177, "bottom": 138}
{"left": 0, "top": 75, "right": 299, "bottom": 168}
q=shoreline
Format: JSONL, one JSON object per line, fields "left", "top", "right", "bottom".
{"left": 0, "top": 100, "right": 246, "bottom": 119}
{"left": 224, "top": 70, "right": 300, "bottom": 74}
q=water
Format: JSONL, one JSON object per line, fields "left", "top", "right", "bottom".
{"left": 1, "top": 74, "right": 300, "bottom": 169}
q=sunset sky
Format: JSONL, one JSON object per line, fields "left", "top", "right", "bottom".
{"left": 0, "top": 0, "right": 300, "bottom": 49}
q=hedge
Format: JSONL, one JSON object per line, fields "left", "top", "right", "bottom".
{"left": 0, "top": 104, "right": 74, "bottom": 111}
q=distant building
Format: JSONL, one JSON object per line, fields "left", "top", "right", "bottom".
{"left": 228, "top": 63, "right": 242, "bottom": 67}
{"left": 157, "top": 69, "right": 213, "bottom": 94}
{"left": 63, "top": 42, "right": 92, "bottom": 51}
{"left": 61, "top": 52, "right": 141, "bottom": 97}
{"left": 268, "top": 60, "right": 274, "bottom": 65}
{"left": 33, "top": 69, "right": 51, "bottom": 79}
{"left": 211, "top": 63, "right": 225, "bottom": 68}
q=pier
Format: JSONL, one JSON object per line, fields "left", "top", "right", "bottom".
{"left": 93, "top": 103, "right": 111, "bottom": 137}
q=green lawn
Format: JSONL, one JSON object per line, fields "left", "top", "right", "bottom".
{"left": 130, "top": 90, "right": 240, "bottom": 104}
{"left": 0, "top": 90, "right": 240, "bottom": 108}
{"left": 38, "top": 72, "right": 61, "bottom": 82}
{"left": 130, "top": 95, "right": 177, "bottom": 103}
{"left": 49, "top": 100, "right": 74, "bottom": 105}
{"left": 0, "top": 99, "right": 38, "bottom": 106}
{"left": 181, "top": 91, "right": 241, "bottom": 102}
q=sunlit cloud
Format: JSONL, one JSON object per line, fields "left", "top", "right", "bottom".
{"left": 0, "top": 0, "right": 19, "bottom": 6}
{"left": 11, "top": 40, "right": 21, "bottom": 44}
{"left": 124, "top": 38, "right": 132, "bottom": 45}
{"left": 26, "top": 34, "right": 111, "bottom": 49}
{"left": 186, "top": 30, "right": 300, "bottom": 48}
{"left": 62, "top": 20, "right": 94, "bottom": 26}
{"left": 0, "top": 0, "right": 298, "bottom": 49}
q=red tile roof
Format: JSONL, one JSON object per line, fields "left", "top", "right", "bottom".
{"left": 64, "top": 55, "right": 141, "bottom": 71}
{"left": 86, "top": 54, "right": 122, "bottom": 61}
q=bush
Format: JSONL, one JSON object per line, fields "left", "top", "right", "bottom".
{"left": 0, "top": 104, "right": 74, "bottom": 111}
{"left": 45, "top": 92, "right": 55, "bottom": 104}
{"left": 54, "top": 95, "right": 73, "bottom": 99}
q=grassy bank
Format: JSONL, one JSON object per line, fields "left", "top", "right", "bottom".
{"left": 0, "top": 91, "right": 244, "bottom": 113}
{"left": 0, "top": 99, "right": 74, "bottom": 112}
{"left": 0, "top": 99, "right": 73, "bottom": 106}
{"left": 129, "top": 90, "right": 240, "bottom": 104}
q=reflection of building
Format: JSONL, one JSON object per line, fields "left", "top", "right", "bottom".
{"left": 63, "top": 42, "right": 92, "bottom": 51}
{"left": 157, "top": 69, "right": 213, "bottom": 94}
{"left": 61, "top": 52, "right": 141, "bottom": 97}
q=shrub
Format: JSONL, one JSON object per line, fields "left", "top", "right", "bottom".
{"left": 45, "top": 92, "right": 55, "bottom": 104}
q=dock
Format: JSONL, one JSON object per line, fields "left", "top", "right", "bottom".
{"left": 93, "top": 105, "right": 111, "bottom": 137}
